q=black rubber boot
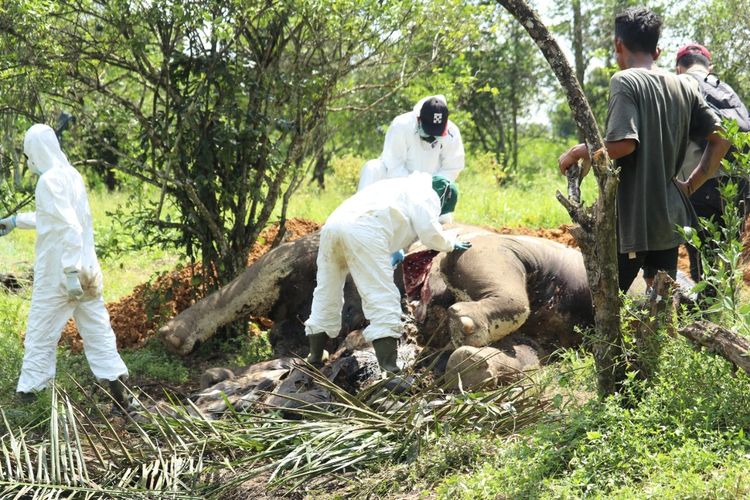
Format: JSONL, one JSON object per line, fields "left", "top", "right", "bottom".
{"left": 106, "top": 375, "right": 133, "bottom": 414}
{"left": 15, "top": 391, "right": 37, "bottom": 404}
{"left": 307, "top": 332, "right": 329, "bottom": 367}
{"left": 372, "top": 338, "right": 414, "bottom": 395}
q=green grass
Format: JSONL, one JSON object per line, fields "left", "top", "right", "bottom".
{"left": 427, "top": 339, "right": 750, "bottom": 499}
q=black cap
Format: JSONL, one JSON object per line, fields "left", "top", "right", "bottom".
{"left": 419, "top": 98, "right": 449, "bottom": 137}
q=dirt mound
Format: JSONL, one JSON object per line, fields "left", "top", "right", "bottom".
{"left": 60, "top": 218, "right": 321, "bottom": 352}
{"left": 496, "top": 224, "right": 579, "bottom": 248}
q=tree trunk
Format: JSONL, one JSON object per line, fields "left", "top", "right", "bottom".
{"left": 496, "top": 0, "right": 623, "bottom": 396}
{"left": 160, "top": 233, "right": 321, "bottom": 356}
{"left": 571, "top": 0, "right": 586, "bottom": 143}
{"left": 679, "top": 321, "right": 750, "bottom": 375}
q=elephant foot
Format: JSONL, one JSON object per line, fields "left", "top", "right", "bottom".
{"left": 449, "top": 301, "right": 530, "bottom": 349}
{"left": 449, "top": 303, "right": 490, "bottom": 348}
{"left": 160, "top": 325, "right": 197, "bottom": 356}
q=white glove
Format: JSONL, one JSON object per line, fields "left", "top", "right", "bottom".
{"left": 0, "top": 215, "right": 16, "bottom": 237}
{"left": 64, "top": 271, "right": 84, "bottom": 300}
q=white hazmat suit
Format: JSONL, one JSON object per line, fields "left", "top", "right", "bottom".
{"left": 12, "top": 124, "right": 128, "bottom": 393}
{"left": 305, "top": 172, "right": 457, "bottom": 343}
{"left": 358, "top": 95, "right": 465, "bottom": 191}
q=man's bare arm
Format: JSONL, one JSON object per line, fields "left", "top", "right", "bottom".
{"left": 558, "top": 139, "right": 636, "bottom": 175}
{"left": 675, "top": 131, "right": 732, "bottom": 196}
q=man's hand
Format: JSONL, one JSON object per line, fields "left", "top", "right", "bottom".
{"left": 453, "top": 241, "right": 472, "bottom": 251}
{"left": 64, "top": 271, "right": 84, "bottom": 300}
{"left": 0, "top": 215, "right": 16, "bottom": 237}
{"left": 558, "top": 144, "right": 589, "bottom": 175}
{"left": 674, "top": 179, "right": 691, "bottom": 197}
{"left": 559, "top": 140, "right": 635, "bottom": 176}
{"left": 390, "top": 250, "right": 405, "bottom": 267}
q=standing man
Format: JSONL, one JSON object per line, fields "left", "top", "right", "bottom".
{"left": 0, "top": 124, "right": 131, "bottom": 411}
{"left": 304, "top": 172, "right": 470, "bottom": 380}
{"left": 674, "top": 43, "right": 750, "bottom": 283}
{"left": 557, "top": 7, "right": 730, "bottom": 293}
{"left": 358, "top": 95, "right": 465, "bottom": 192}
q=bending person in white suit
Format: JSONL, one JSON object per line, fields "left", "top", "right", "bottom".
{"left": 304, "top": 172, "right": 471, "bottom": 386}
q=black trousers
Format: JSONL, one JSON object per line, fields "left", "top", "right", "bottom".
{"left": 619, "top": 247, "right": 679, "bottom": 293}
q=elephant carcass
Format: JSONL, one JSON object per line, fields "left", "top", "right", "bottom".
{"left": 159, "top": 225, "right": 594, "bottom": 359}
{"left": 159, "top": 232, "right": 366, "bottom": 356}
{"left": 409, "top": 227, "right": 593, "bottom": 357}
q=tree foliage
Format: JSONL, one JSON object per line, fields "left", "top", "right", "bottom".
{"left": 1, "top": 0, "right": 475, "bottom": 292}
{"left": 459, "top": 6, "right": 547, "bottom": 171}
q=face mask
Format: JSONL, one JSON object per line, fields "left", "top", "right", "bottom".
{"left": 25, "top": 154, "right": 40, "bottom": 175}
{"left": 417, "top": 122, "right": 437, "bottom": 145}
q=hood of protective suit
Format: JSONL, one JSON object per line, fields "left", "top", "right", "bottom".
{"left": 24, "top": 124, "right": 71, "bottom": 175}
{"left": 413, "top": 95, "right": 448, "bottom": 116}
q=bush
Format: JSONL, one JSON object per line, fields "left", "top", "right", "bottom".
{"left": 330, "top": 154, "right": 365, "bottom": 193}
{"left": 0, "top": 295, "right": 26, "bottom": 399}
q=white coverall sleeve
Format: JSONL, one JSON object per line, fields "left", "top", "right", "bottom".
{"left": 15, "top": 212, "right": 36, "bottom": 229}
{"left": 37, "top": 177, "right": 83, "bottom": 274}
{"left": 381, "top": 121, "right": 410, "bottom": 178}
{"left": 438, "top": 125, "right": 465, "bottom": 181}
{"left": 408, "top": 198, "right": 456, "bottom": 253}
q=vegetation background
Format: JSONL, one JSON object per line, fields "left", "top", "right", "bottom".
{"left": 1, "top": 0, "right": 750, "bottom": 497}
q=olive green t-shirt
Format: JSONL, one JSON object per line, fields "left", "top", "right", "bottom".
{"left": 605, "top": 68, "right": 720, "bottom": 253}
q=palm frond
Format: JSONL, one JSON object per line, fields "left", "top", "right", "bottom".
{"left": 172, "top": 363, "right": 553, "bottom": 496}
{"left": 0, "top": 383, "right": 206, "bottom": 499}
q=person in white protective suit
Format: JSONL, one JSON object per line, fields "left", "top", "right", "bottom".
{"left": 0, "top": 124, "right": 131, "bottom": 411}
{"left": 304, "top": 172, "right": 471, "bottom": 383}
{"left": 357, "top": 95, "right": 465, "bottom": 193}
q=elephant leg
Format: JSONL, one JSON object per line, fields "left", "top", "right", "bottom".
{"left": 446, "top": 250, "right": 531, "bottom": 348}
{"left": 445, "top": 344, "right": 540, "bottom": 389}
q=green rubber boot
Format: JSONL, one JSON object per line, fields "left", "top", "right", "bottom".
{"left": 105, "top": 375, "right": 134, "bottom": 415}
{"left": 307, "top": 332, "right": 329, "bottom": 367}
{"left": 372, "top": 337, "right": 414, "bottom": 394}
{"left": 372, "top": 337, "right": 400, "bottom": 373}
{"left": 15, "top": 391, "right": 37, "bottom": 405}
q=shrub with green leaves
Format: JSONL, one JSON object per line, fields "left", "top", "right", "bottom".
{"left": 684, "top": 121, "right": 750, "bottom": 333}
